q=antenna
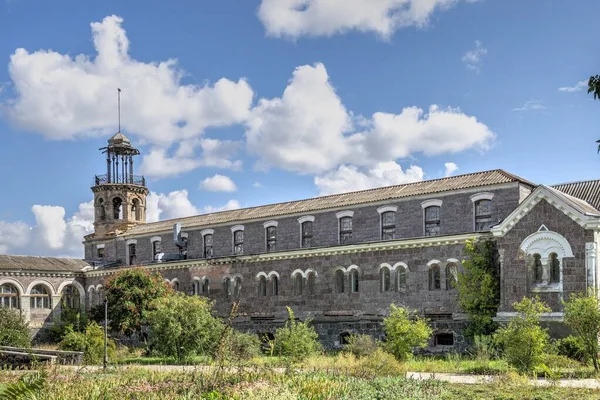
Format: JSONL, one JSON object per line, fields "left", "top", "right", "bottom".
{"left": 117, "top": 88, "right": 121, "bottom": 132}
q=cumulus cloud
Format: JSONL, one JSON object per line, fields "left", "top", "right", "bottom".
{"left": 462, "top": 40, "right": 487, "bottom": 72}
{"left": 314, "top": 161, "right": 424, "bottom": 195}
{"left": 558, "top": 81, "right": 587, "bottom": 93}
{"left": 247, "top": 63, "right": 494, "bottom": 174}
{"left": 200, "top": 174, "right": 237, "bottom": 192}
{"left": 444, "top": 162, "right": 458, "bottom": 177}
{"left": 257, "top": 0, "right": 481, "bottom": 39}
{"left": 146, "top": 190, "right": 199, "bottom": 222}
{"left": 203, "top": 199, "right": 242, "bottom": 214}
{"left": 513, "top": 100, "right": 545, "bottom": 112}
{"left": 0, "top": 220, "right": 30, "bottom": 254}
{"left": 4, "top": 15, "right": 253, "bottom": 147}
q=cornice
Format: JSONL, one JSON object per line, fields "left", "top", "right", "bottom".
{"left": 0, "top": 270, "right": 80, "bottom": 278}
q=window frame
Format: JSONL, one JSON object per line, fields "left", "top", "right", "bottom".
{"left": 201, "top": 229, "right": 214, "bottom": 259}
{"left": 471, "top": 192, "right": 495, "bottom": 232}
{"left": 126, "top": 239, "right": 137, "bottom": 266}
{"left": 264, "top": 221, "right": 278, "bottom": 252}
{"left": 421, "top": 200, "right": 442, "bottom": 237}
{"left": 298, "top": 215, "right": 315, "bottom": 249}
{"left": 151, "top": 236, "right": 162, "bottom": 261}
{"left": 230, "top": 225, "right": 245, "bottom": 255}
{"left": 30, "top": 284, "right": 51, "bottom": 309}
{"left": 377, "top": 206, "right": 398, "bottom": 241}
{"left": 428, "top": 261, "right": 441, "bottom": 291}
{"left": 349, "top": 268, "right": 359, "bottom": 293}
{"left": 0, "top": 283, "right": 20, "bottom": 309}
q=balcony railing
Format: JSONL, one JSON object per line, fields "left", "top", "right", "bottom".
{"left": 93, "top": 174, "right": 146, "bottom": 187}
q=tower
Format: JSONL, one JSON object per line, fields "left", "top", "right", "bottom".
{"left": 91, "top": 90, "right": 148, "bottom": 238}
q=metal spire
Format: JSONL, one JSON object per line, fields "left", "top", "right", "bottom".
{"left": 117, "top": 88, "right": 121, "bottom": 132}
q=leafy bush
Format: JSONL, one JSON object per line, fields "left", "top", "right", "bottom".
{"left": 0, "top": 308, "right": 31, "bottom": 348}
{"left": 49, "top": 307, "right": 87, "bottom": 342}
{"left": 146, "top": 294, "right": 223, "bottom": 362}
{"left": 344, "top": 334, "right": 379, "bottom": 358}
{"left": 273, "top": 307, "right": 321, "bottom": 361}
{"left": 470, "top": 335, "right": 498, "bottom": 361}
{"left": 0, "top": 371, "right": 46, "bottom": 400}
{"left": 382, "top": 304, "right": 432, "bottom": 361}
{"left": 494, "top": 296, "right": 550, "bottom": 372}
{"left": 59, "top": 321, "right": 116, "bottom": 364}
{"left": 563, "top": 290, "right": 600, "bottom": 371}
{"left": 554, "top": 336, "right": 587, "bottom": 363}
{"left": 220, "top": 330, "right": 262, "bottom": 361}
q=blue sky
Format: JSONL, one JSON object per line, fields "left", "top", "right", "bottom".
{"left": 1, "top": 0, "right": 599, "bottom": 257}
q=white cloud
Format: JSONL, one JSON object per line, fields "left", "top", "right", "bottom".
{"left": 257, "top": 0, "right": 481, "bottom": 39}
{"left": 5, "top": 15, "right": 253, "bottom": 147}
{"left": 0, "top": 220, "right": 30, "bottom": 254}
{"left": 444, "top": 162, "right": 458, "bottom": 177}
{"left": 314, "top": 161, "right": 424, "bottom": 195}
{"left": 462, "top": 40, "right": 487, "bottom": 72}
{"left": 31, "top": 205, "right": 68, "bottom": 250}
{"left": 253, "top": 181, "right": 263, "bottom": 188}
{"left": 247, "top": 63, "right": 494, "bottom": 174}
{"left": 203, "top": 199, "right": 241, "bottom": 214}
{"left": 513, "top": 100, "right": 545, "bottom": 112}
{"left": 146, "top": 190, "right": 199, "bottom": 222}
{"left": 558, "top": 81, "right": 587, "bottom": 93}
{"left": 200, "top": 174, "right": 237, "bottom": 192}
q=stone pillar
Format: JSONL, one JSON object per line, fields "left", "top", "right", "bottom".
{"left": 20, "top": 295, "right": 31, "bottom": 324}
{"left": 498, "top": 248, "right": 505, "bottom": 309}
{"left": 541, "top": 258, "right": 549, "bottom": 285}
{"left": 51, "top": 295, "right": 62, "bottom": 323}
{"left": 585, "top": 242, "right": 597, "bottom": 290}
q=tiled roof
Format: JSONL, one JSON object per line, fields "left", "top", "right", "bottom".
{"left": 124, "top": 169, "right": 534, "bottom": 236}
{"left": 545, "top": 186, "right": 600, "bottom": 216}
{"left": 552, "top": 179, "right": 600, "bottom": 211}
{"left": 0, "top": 255, "right": 89, "bottom": 272}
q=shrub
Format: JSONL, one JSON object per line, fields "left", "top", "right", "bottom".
{"left": 471, "top": 335, "right": 498, "bottom": 361}
{"left": 221, "top": 330, "right": 262, "bottom": 361}
{"left": 146, "top": 294, "right": 223, "bottom": 362}
{"left": 494, "top": 296, "right": 550, "bottom": 372}
{"left": 344, "top": 334, "right": 379, "bottom": 358}
{"left": 49, "top": 307, "right": 87, "bottom": 342}
{"left": 274, "top": 307, "right": 321, "bottom": 361}
{"left": 563, "top": 290, "right": 600, "bottom": 371}
{"left": 554, "top": 336, "right": 587, "bottom": 363}
{"left": 0, "top": 308, "right": 31, "bottom": 348}
{"left": 383, "top": 304, "right": 432, "bottom": 361}
{"left": 59, "top": 321, "right": 116, "bottom": 364}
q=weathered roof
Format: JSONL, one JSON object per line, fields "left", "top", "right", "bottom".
{"left": 545, "top": 186, "right": 600, "bottom": 216}
{"left": 108, "top": 131, "right": 131, "bottom": 146}
{"left": 124, "top": 169, "right": 534, "bottom": 236}
{"left": 0, "top": 255, "right": 89, "bottom": 272}
{"left": 552, "top": 179, "right": 600, "bottom": 211}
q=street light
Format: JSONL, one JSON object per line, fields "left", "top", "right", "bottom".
{"left": 103, "top": 297, "right": 108, "bottom": 370}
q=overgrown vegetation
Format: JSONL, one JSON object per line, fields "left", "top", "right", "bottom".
{"left": 59, "top": 321, "right": 116, "bottom": 364}
{"left": 563, "top": 289, "right": 600, "bottom": 371}
{"left": 495, "top": 296, "right": 550, "bottom": 372}
{"left": 383, "top": 304, "right": 432, "bottom": 361}
{"left": 455, "top": 238, "right": 500, "bottom": 337}
{"left": 272, "top": 307, "right": 322, "bottom": 361}
{"left": 0, "top": 308, "right": 31, "bottom": 348}
{"left": 344, "top": 333, "right": 379, "bottom": 358}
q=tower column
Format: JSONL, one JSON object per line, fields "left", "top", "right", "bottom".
{"left": 106, "top": 150, "right": 111, "bottom": 183}
{"left": 129, "top": 156, "right": 134, "bottom": 184}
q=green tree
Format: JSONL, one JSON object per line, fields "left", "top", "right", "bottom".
{"left": 563, "top": 290, "right": 600, "bottom": 371}
{"left": 146, "top": 294, "right": 223, "bottom": 361}
{"left": 0, "top": 308, "right": 31, "bottom": 348}
{"left": 94, "top": 267, "right": 173, "bottom": 337}
{"left": 383, "top": 304, "right": 432, "bottom": 361}
{"left": 455, "top": 238, "right": 500, "bottom": 337}
{"left": 587, "top": 75, "right": 600, "bottom": 151}
{"left": 495, "top": 296, "right": 550, "bottom": 372}
{"left": 59, "top": 321, "right": 116, "bottom": 365}
{"left": 274, "top": 307, "right": 321, "bottom": 361}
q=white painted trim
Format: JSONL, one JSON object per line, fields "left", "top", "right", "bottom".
{"left": 230, "top": 225, "right": 245, "bottom": 232}
{"left": 26, "top": 280, "right": 56, "bottom": 296}
{"left": 392, "top": 262, "right": 409, "bottom": 272}
{"left": 291, "top": 269, "right": 305, "bottom": 278}
{"left": 96, "top": 243, "right": 105, "bottom": 249}
{"left": 87, "top": 286, "right": 96, "bottom": 293}
{"left": 377, "top": 205, "right": 398, "bottom": 214}
{"left": 267, "top": 271, "right": 280, "bottom": 280}
{"left": 125, "top": 239, "right": 137, "bottom": 266}
{"left": 263, "top": 220, "right": 278, "bottom": 228}
{"left": 446, "top": 258, "right": 460, "bottom": 265}
{"left": 180, "top": 232, "right": 188, "bottom": 239}
{"left": 421, "top": 199, "right": 443, "bottom": 209}
{"left": 200, "top": 229, "right": 214, "bottom": 236}
{"left": 0, "top": 278, "right": 25, "bottom": 295}
{"left": 520, "top": 230, "right": 574, "bottom": 258}
{"left": 170, "top": 278, "right": 180, "bottom": 283}
{"left": 125, "top": 239, "right": 137, "bottom": 245}
{"left": 347, "top": 264, "right": 360, "bottom": 272}
{"left": 470, "top": 192, "right": 495, "bottom": 203}
{"left": 379, "top": 263, "right": 392, "bottom": 272}
{"left": 57, "top": 280, "right": 86, "bottom": 307}
{"left": 298, "top": 215, "right": 315, "bottom": 224}
{"left": 256, "top": 272, "right": 268, "bottom": 280}
{"left": 95, "top": 284, "right": 103, "bottom": 291}
{"left": 427, "top": 259, "right": 442, "bottom": 267}
{"left": 305, "top": 268, "right": 318, "bottom": 277}
{"left": 335, "top": 210, "right": 354, "bottom": 219}
{"left": 150, "top": 236, "right": 161, "bottom": 243}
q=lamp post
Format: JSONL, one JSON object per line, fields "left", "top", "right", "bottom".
{"left": 103, "top": 297, "right": 108, "bottom": 370}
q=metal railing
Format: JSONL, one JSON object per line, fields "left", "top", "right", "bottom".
{"left": 93, "top": 174, "right": 146, "bottom": 187}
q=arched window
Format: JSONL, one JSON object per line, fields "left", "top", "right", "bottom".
{"left": 0, "top": 284, "right": 19, "bottom": 309}
{"left": 424, "top": 206, "right": 441, "bottom": 236}
{"left": 62, "top": 284, "right": 80, "bottom": 309}
{"left": 271, "top": 276, "right": 279, "bottom": 296}
{"left": 193, "top": 280, "right": 201, "bottom": 296}
{"left": 30, "top": 285, "right": 51, "bottom": 309}
{"left": 301, "top": 221, "right": 313, "bottom": 248}
{"left": 533, "top": 254, "right": 543, "bottom": 283}
{"left": 258, "top": 276, "right": 267, "bottom": 297}
{"left": 339, "top": 217, "right": 353, "bottom": 244}
{"left": 233, "top": 230, "right": 244, "bottom": 255}
{"left": 233, "top": 277, "right": 242, "bottom": 298}
{"left": 223, "top": 277, "right": 232, "bottom": 298}
{"left": 128, "top": 243, "right": 137, "bottom": 265}
{"left": 172, "top": 280, "right": 180, "bottom": 292}
{"left": 112, "top": 197, "right": 123, "bottom": 220}
{"left": 131, "top": 198, "right": 141, "bottom": 220}
{"left": 474, "top": 199, "right": 492, "bottom": 231}
{"left": 397, "top": 266, "right": 407, "bottom": 291}
{"left": 381, "top": 211, "right": 396, "bottom": 240}
{"left": 429, "top": 264, "right": 441, "bottom": 291}
{"left": 307, "top": 272, "right": 316, "bottom": 295}
{"left": 350, "top": 269, "right": 359, "bottom": 293}
{"left": 335, "top": 270, "right": 345, "bottom": 293}
{"left": 202, "top": 278, "right": 210, "bottom": 295}
{"left": 98, "top": 198, "right": 106, "bottom": 221}
{"left": 88, "top": 288, "right": 97, "bottom": 308}
{"left": 445, "top": 263, "right": 458, "bottom": 290}
{"left": 549, "top": 253, "right": 560, "bottom": 283}
{"left": 294, "top": 274, "right": 303, "bottom": 295}
{"left": 266, "top": 226, "right": 277, "bottom": 252}
{"left": 204, "top": 234, "right": 213, "bottom": 258}
{"left": 380, "top": 267, "right": 391, "bottom": 292}
{"left": 152, "top": 240, "right": 161, "bottom": 260}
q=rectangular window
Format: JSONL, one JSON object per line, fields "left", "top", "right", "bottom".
{"left": 128, "top": 244, "right": 136, "bottom": 265}
{"left": 301, "top": 221, "right": 313, "bottom": 248}
{"left": 234, "top": 230, "right": 244, "bottom": 255}
{"left": 204, "top": 234, "right": 213, "bottom": 258}
{"left": 266, "top": 226, "right": 277, "bottom": 252}
{"left": 425, "top": 206, "right": 441, "bottom": 236}
{"left": 475, "top": 200, "right": 493, "bottom": 231}
{"left": 97, "top": 247, "right": 104, "bottom": 258}
{"left": 381, "top": 211, "right": 396, "bottom": 240}
{"left": 340, "top": 217, "right": 353, "bottom": 244}
{"left": 152, "top": 241, "right": 161, "bottom": 259}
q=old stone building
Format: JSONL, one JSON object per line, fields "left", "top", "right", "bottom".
{"left": 1, "top": 132, "right": 599, "bottom": 348}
